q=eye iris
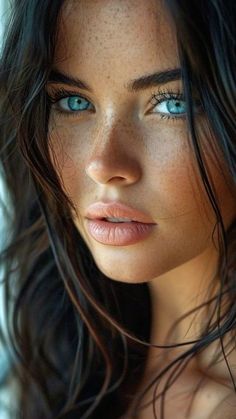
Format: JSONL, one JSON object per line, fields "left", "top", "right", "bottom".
{"left": 166, "top": 99, "right": 185, "bottom": 114}
{"left": 67, "top": 96, "right": 89, "bottom": 111}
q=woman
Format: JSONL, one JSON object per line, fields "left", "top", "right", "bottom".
{"left": 0, "top": 0, "right": 235, "bottom": 418}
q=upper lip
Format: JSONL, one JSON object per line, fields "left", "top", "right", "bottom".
{"left": 85, "top": 201, "right": 157, "bottom": 224}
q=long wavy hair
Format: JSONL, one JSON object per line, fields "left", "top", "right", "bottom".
{"left": 0, "top": 0, "right": 235, "bottom": 418}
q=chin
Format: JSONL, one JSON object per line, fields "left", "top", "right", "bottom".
{"left": 92, "top": 258, "right": 165, "bottom": 284}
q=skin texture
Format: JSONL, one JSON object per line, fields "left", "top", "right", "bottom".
{"left": 47, "top": 0, "right": 236, "bottom": 416}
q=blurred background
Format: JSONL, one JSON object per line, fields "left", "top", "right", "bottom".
{"left": 0, "top": 1, "right": 17, "bottom": 418}
{"left": 0, "top": 0, "right": 8, "bottom": 48}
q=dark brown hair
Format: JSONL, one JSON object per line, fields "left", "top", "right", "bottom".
{"left": 0, "top": 1, "right": 235, "bottom": 418}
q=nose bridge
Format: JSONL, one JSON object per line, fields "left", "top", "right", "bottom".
{"left": 95, "top": 108, "right": 130, "bottom": 149}
{"left": 91, "top": 87, "right": 138, "bottom": 151}
{"left": 85, "top": 112, "right": 141, "bottom": 185}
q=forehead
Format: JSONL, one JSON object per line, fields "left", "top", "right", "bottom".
{"left": 55, "top": 0, "right": 179, "bottom": 88}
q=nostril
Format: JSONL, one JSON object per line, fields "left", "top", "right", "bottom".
{"left": 109, "top": 176, "right": 126, "bottom": 181}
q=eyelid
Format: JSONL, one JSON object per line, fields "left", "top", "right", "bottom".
{"left": 47, "top": 85, "right": 184, "bottom": 105}
{"left": 47, "top": 85, "right": 201, "bottom": 120}
{"left": 47, "top": 87, "right": 96, "bottom": 117}
{"left": 148, "top": 88, "right": 202, "bottom": 116}
{"left": 149, "top": 88, "right": 184, "bottom": 103}
{"left": 149, "top": 87, "right": 201, "bottom": 105}
{"left": 47, "top": 86, "right": 93, "bottom": 104}
{"left": 146, "top": 88, "right": 184, "bottom": 119}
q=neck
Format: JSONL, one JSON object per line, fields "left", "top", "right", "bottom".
{"left": 146, "top": 245, "right": 226, "bottom": 376}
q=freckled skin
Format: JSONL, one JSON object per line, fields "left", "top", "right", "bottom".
{"left": 48, "top": 1, "right": 236, "bottom": 416}
{"left": 48, "top": 0, "right": 235, "bottom": 285}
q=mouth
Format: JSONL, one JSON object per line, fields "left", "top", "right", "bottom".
{"left": 85, "top": 201, "right": 156, "bottom": 223}
{"left": 84, "top": 201, "right": 157, "bottom": 246}
{"left": 100, "top": 217, "right": 135, "bottom": 223}
{"left": 85, "top": 218, "right": 156, "bottom": 246}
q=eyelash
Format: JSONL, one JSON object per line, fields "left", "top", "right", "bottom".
{"left": 47, "top": 87, "right": 187, "bottom": 121}
{"left": 150, "top": 88, "right": 185, "bottom": 121}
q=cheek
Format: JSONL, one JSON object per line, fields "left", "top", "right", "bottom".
{"left": 48, "top": 118, "right": 214, "bottom": 227}
{"left": 48, "top": 119, "right": 93, "bottom": 198}
{"left": 141, "top": 123, "right": 214, "bottom": 222}
{"left": 47, "top": 119, "right": 218, "bottom": 282}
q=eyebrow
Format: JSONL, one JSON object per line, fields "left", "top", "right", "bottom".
{"left": 48, "top": 68, "right": 182, "bottom": 93}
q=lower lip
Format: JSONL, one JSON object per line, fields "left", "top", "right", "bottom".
{"left": 86, "top": 219, "right": 156, "bottom": 246}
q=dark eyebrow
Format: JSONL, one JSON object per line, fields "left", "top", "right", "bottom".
{"left": 48, "top": 70, "right": 92, "bottom": 91}
{"left": 126, "top": 68, "right": 182, "bottom": 92}
{"left": 48, "top": 68, "right": 182, "bottom": 93}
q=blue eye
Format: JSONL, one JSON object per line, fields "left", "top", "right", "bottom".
{"left": 165, "top": 99, "right": 186, "bottom": 115}
{"left": 152, "top": 96, "right": 187, "bottom": 118}
{"left": 58, "top": 95, "right": 93, "bottom": 113}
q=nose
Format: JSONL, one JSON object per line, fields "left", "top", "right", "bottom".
{"left": 85, "top": 119, "right": 142, "bottom": 186}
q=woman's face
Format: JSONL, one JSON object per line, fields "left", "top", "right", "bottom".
{"left": 48, "top": 0, "right": 235, "bottom": 283}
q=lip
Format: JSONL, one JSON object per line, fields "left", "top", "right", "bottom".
{"left": 85, "top": 201, "right": 156, "bottom": 223}
{"left": 84, "top": 201, "right": 157, "bottom": 246}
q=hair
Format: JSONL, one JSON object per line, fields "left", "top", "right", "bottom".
{"left": 0, "top": 0, "right": 235, "bottom": 418}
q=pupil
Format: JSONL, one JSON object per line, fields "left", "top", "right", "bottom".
{"left": 167, "top": 99, "right": 185, "bottom": 114}
{"left": 68, "top": 97, "right": 84, "bottom": 111}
